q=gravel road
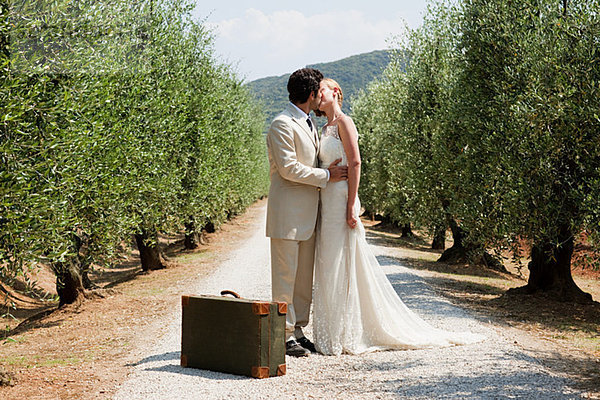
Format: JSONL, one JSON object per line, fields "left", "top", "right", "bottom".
{"left": 113, "top": 204, "right": 582, "bottom": 399}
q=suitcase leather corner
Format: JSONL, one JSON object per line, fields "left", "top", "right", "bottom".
{"left": 251, "top": 366, "right": 270, "bottom": 379}
{"left": 277, "top": 302, "right": 287, "bottom": 315}
{"left": 277, "top": 364, "right": 286, "bottom": 376}
{"left": 252, "top": 302, "right": 270, "bottom": 316}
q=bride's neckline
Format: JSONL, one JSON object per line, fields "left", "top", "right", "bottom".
{"left": 325, "top": 114, "right": 344, "bottom": 127}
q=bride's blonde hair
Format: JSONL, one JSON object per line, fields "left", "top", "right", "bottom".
{"left": 322, "top": 78, "right": 343, "bottom": 107}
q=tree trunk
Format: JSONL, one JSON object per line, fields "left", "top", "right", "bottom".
{"left": 203, "top": 221, "right": 216, "bottom": 234}
{"left": 80, "top": 258, "right": 96, "bottom": 290}
{"left": 54, "top": 257, "right": 85, "bottom": 307}
{"left": 508, "top": 228, "right": 592, "bottom": 303}
{"left": 361, "top": 208, "right": 376, "bottom": 221}
{"left": 134, "top": 229, "right": 167, "bottom": 271}
{"left": 53, "top": 233, "right": 88, "bottom": 306}
{"left": 401, "top": 223, "right": 413, "bottom": 238}
{"left": 73, "top": 233, "right": 97, "bottom": 290}
{"left": 432, "top": 226, "right": 446, "bottom": 250}
{"left": 438, "top": 218, "right": 467, "bottom": 262}
{"left": 437, "top": 219, "right": 504, "bottom": 269}
{"left": 184, "top": 220, "right": 200, "bottom": 250}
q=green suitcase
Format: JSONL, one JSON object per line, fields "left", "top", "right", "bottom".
{"left": 181, "top": 290, "right": 287, "bottom": 378}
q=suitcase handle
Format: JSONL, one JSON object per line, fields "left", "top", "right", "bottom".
{"left": 220, "top": 290, "right": 241, "bottom": 299}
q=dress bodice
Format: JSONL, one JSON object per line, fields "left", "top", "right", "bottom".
{"left": 318, "top": 125, "right": 346, "bottom": 168}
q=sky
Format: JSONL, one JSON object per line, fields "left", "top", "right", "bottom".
{"left": 192, "top": 1, "right": 429, "bottom": 82}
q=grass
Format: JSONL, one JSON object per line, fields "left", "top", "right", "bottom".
{"left": 2, "top": 335, "right": 27, "bottom": 345}
{"left": 174, "top": 251, "right": 212, "bottom": 263}
{"left": 3, "top": 355, "right": 83, "bottom": 368}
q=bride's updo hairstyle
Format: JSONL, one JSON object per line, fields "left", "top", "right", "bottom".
{"left": 322, "top": 78, "right": 343, "bottom": 108}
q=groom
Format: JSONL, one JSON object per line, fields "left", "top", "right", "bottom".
{"left": 266, "top": 68, "right": 347, "bottom": 357}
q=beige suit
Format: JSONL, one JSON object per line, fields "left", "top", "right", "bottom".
{"left": 266, "top": 103, "right": 328, "bottom": 341}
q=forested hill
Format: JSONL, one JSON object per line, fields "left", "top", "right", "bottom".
{"left": 246, "top": 50, "right": 397, "bottom": 128}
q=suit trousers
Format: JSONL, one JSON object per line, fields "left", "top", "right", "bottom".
{"left": 270, "top": 231, "right": 315, "bottom": 341}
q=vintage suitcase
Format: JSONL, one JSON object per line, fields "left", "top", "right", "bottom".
{"left": 181, "top": 290, "right": 287, "bottom": 378}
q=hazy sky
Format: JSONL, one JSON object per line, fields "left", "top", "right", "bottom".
{"left": 192, "top": 1, "right": 428, "bottom": 82}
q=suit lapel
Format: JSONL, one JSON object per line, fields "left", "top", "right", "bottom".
{"left": 293, "top": 118, "right": 317, "bottom": 148}
{"left": 287, "top": 104, "right": 317, "bottom": 148}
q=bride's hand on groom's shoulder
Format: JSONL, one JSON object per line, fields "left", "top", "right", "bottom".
{"left": 328, "top": 158, "right": 348, "bottom": 182}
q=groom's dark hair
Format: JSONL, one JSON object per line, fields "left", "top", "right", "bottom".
{"left": 287, "top": 68, "right": 323, "bottom": 104}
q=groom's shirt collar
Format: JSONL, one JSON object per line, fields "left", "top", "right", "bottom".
{"left": 289, "top": 102, "right": 309, "bottom": 119}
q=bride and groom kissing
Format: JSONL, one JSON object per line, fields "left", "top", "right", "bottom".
{"left": 266, "top": 68, "right": 483, "bottom": 357}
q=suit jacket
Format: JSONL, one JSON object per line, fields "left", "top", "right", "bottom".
{"left": 266, "top": 103, "right": 328, "bottom": 240}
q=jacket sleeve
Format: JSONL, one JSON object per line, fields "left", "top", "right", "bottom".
{"left": 267, "top": 118, "right": 328, "bottom": 188}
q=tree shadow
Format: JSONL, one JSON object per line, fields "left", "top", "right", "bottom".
{"left": 162, "top": 236, "right": 188, "bottom": 258}
{"left": 297, "top": 348, "right": 584, "bottom": 398}
{"left": 483, "top": 292, "right": 600, "bottom": 334}
{"left": 326, "top": 346, "right": 586, "bottom": 399}
{"left": 345, "top": 358, "right": 421, "bottom": 372}
{"left": 89, "top": 259, "right": 142, "bottom": 289}
{"left": 377, "top": 254, "right": 511, "bottom": 279}
{"left": 1, "top": 303, "right": 56, "bottom": 325}
{"left": 375, "top": 254, "right": 599, "bottom": 396}
{"left": 371, "top": 369, "right": 581, "bottom": 399}
{"left": 100, "top": 269, "right": 145, "bottom": 289}
{"left": 1, "top": 276, "right": 55, "bottom": 302}
{"left": 3, "top": 308, "right": 62, "bottom": 338}
{"left": 524, "top": 348, "right": 600, "bottom": 396}
{"left": 365, "top": 229, "right": 441, "bottom": 254}
{"left": 379, "top": 254, "right": 600, "bottom": 333}
{"left": 378, "top": 267, "right": 499, "bottom": 327}
{"left": 90, "top": 231, "right": 205, "bottom": 289}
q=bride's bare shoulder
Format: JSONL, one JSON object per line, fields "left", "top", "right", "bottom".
{"left": 336, "top": 115, "right": 357, "bottom": 135}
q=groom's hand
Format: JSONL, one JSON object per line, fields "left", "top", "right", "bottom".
{"left": 327, "top": 158, "right": 348, "bottom": 182}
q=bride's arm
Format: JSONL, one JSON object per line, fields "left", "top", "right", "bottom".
{"left": 337, "top": 116, "right": 361, "bottom": 229}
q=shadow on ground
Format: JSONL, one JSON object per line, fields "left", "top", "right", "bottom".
{"left": 374, "top": 250, "right": 600, "bottom": 397}
{"left": 130, "top": 351, "right": 250, "bottom": 381}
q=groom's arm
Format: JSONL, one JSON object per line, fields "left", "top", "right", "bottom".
{"left": 267, "top": 118, "right": 329, "bottom": 188}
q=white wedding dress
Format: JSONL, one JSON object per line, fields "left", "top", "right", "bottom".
{"left": 312, "top": 125, "right": 484, "bottom": 356}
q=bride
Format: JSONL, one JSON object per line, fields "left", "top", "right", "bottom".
{"left": 312, "top": 78, "right": 484, "bottom": 356}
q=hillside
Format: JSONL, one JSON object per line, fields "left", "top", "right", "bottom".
{"left": 246, "top": 50, "right": 400, "bottom": 129}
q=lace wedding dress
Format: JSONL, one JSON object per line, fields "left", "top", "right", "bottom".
{"left": 312, "top": 125, "right": 484, "bottom": 356}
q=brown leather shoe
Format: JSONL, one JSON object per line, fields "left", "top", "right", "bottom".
{"left": 286, "top": 339, "right": 310, "bottom": 357}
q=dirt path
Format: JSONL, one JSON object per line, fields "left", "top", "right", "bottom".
{"left": 1, "top": 199, "right": 593, "bottom": 399}
{"left": 113, "top": 203, "right": 582, "bottom": 399}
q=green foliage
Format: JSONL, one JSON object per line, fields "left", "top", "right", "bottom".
{"left": 353, "top": 56, "right": 413, "bottom": 223}
{"left": 453, "top": 0, "right": 600, "bottom": 254}
{"left": 356, "top": 0, "right": 600, "bottom": 266}
{"left": 353, "top": 6, "right": 460, "bottom": 235}
{"left": 1, "top": 0, "right": 268, "bottom": 287}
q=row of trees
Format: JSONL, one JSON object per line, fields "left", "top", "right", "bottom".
{"left": 354, "top": 0, "right": 600, "bottom": 303}
{"left": 1, "top": 0, "right": 269, "bottom": 306}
